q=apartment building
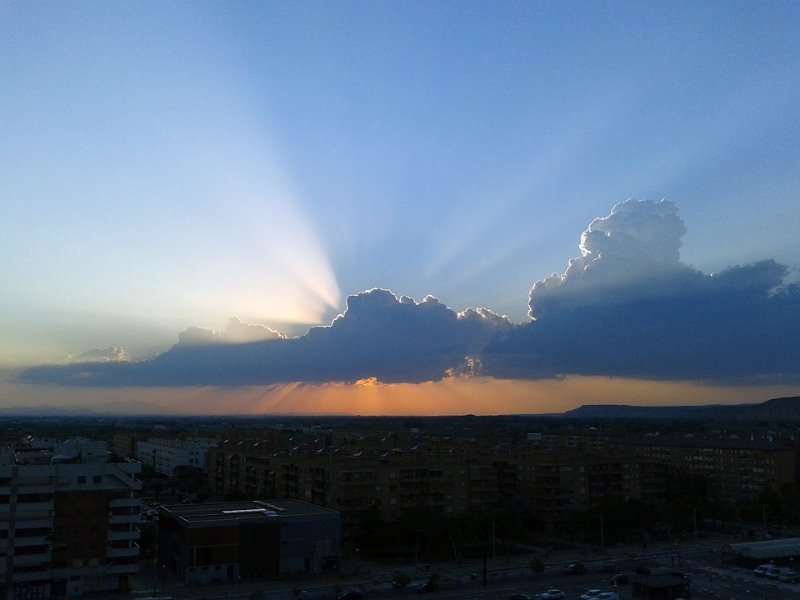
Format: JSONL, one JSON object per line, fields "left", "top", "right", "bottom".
{"left": 619, "top": 436, "right": 797, "bottom": 500}
{"left": 534, "top": 430, "right": 799, "bottom": 500}
{"left": 513, "top": 445, "right": 666, "bottom": 523}
{"left": 204, "top": 425, "right": 798, "bottom": 536}
{"left": 208, "top": 434, "right": 510, "bottom": 539}
{"left": 157, "top": 499, "right": 340, "bottom": 586}
{"left": 136, "top": 438, "right": 218, "bottom": 476}
{"left": 0, "top": 439, "right": 141, "bottom": 599}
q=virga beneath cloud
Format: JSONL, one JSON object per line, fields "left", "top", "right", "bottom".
{"left": 19, "top": 200, "right": 800, "bottom": 387}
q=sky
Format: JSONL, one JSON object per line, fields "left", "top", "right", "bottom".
{"left": 1, "top": 2, "right": 799, "bottom": 415}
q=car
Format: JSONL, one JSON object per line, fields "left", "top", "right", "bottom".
{"left": 634, "top": 565, "right": 652, "bottom": 575}
{"left": 336, "top": 592, "right": 362, "bottom": 600}
{"left": 753, "top": 564, "right": 774, "bottom": 577}
{"left": 540, "top": 590, "right": 564, "bottom": 600}
{"left": 765, "top": 565, "right": 784, "bottom": 579}
{"left": 508, "top": 594, "right": 532, "bottom": 600}
{"left": 579, "top": 590, "right": 603, "bottom": 600}
{"left": 609, "top": 573, "right": 628, "bottom": 586}
{"left": 670, "top": 570, "right": 689, "bottom": 579}
{"left": 562, "top": 562, "right": 586, "bottom": 575}
{"left": 597, "top": 593, "right": 619, "bottom": 600}
{"left": 413, "top": 582, "right": 437, "bottom": 593}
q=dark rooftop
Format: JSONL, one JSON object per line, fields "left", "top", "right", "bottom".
{"left": 160, "top": 499, "right": 338, "bottom": 527}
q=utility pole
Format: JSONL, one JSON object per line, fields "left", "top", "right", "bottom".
{"left": 415, "top": 529, "right": 424, "bottom": 575}
{"left": 600, "top": 513, "right": 605, "bottom": 551}
{"left": 492, "top": 520, "right": 496, "bottom": 561}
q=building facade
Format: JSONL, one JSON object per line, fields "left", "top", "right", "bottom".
{"left": 136, "top": 438, "right": 217, "bottom": 476}
{"left": 157, "top": 499, "right": 340, "bottom": 586}
{"left": 0, "top": 440, "right": 141, "bottom": 599}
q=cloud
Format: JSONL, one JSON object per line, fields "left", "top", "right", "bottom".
{"left": 485, "top": 199, "right": 800, "bottom": 382}
{"left": 17, "top": 199, "right": 800, "bottom": 388}
{"left": 528, "top": 199, "right": 693, "bottom": 319}
{"left": 178, "top": 317, "right": 286, "bottom": 345}
{"left": 72, "top": 346, "right": 130, "bottom": 363}
{"left": 19, "top": 290, "right": 511, "bottom": 386}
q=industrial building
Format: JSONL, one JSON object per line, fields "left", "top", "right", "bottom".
{"left": 157, "top": 499, "right": 340, "bottom": 586}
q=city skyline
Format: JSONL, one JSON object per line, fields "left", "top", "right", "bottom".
{"left": 2, "top": 3, "right": 799, "bottom": 414}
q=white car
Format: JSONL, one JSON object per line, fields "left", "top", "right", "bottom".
{"left": 580, "top": 590, "right": 603, "bottom": 600}
{"left": 540, "top": 590, "right": 564, "bottom": 600}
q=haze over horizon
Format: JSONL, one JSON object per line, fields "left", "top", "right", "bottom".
{"left": 2, "top": 3, "right": 799, "bottom": 415}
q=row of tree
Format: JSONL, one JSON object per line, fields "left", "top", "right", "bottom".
{"left": 355, "top": 469, "right": 800, "bottom": 560}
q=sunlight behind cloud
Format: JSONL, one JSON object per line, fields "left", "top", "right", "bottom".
{"left": 141, "top": 46, "right": 343, "bottom": 331}
{"left": 420, "top": 85, "right": 631, "bottom": 310}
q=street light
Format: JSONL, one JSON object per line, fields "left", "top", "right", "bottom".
{"left": 415, "top": 529, "right": 424, "bottom": 575}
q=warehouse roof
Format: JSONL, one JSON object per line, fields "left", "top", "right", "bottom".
{"left": 723, "top": 538, "right": 800, "bottom": 560}
{"left": 159, "top": 499, "right": 338, "bottom": 527}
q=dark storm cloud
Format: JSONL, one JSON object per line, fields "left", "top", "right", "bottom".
{"left": 17, "top": 200, "right": 800, "bottom": 387}
{"left": 19, "top": 290, "right": 511, "bottom": 386}
{"left": 484, "top": 200, "right": 800, "bottom": 382}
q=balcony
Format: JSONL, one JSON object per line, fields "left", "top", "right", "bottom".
{"left": 12, "top": 535, "right": 49, "bottom": 547}
{"left": 109, "top": 513, "right": 140, "bottom": 524}
{"left": 12, "top": 553, "right": 51, "bottom": 567}
{"left": 13, "top": 517, "right": 51, "bottom": 529}
{"left": 107, "top": 544, "right": 139, "bottom": 559}
{"left": 15, "top": 501, "right": 54, "bottom": 514}
{"left": 105, "top": 562, "right": 140, "bottom": 575}
{"left": 108, "top": 528, "right": 140, "bottom": 542}
{"left": 109, "top": 497, "right": 141, "bottom": 508}
{"left": 15, "top": 484, "right": 54, "bottom": 494}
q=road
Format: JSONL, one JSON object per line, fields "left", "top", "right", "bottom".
{"left": 173, "top": 544, "right": 800, "bottom": 600}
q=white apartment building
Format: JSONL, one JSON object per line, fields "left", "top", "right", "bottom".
{"left": 136, "top": 437, "right": 217, "bottom": 476}
{"left": 0, "top": 440, "right": 141, "bottom": 599}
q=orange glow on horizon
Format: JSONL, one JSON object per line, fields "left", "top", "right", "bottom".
{"left": 2, "top": 377, "right": 799, "bottom": 417}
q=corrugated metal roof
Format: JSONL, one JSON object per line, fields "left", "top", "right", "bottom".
{"left": 723, "top": 537, "right": 800, "bottom": 559}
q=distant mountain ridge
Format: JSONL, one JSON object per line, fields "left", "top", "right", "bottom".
{"left": 563, "top": 396, "right": 800, "bottom": 420}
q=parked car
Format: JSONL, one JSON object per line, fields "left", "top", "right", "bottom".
{"left": 336, "top": 592, "right": 362, "bottom": 600}
{"left": 597, "top": 593, "right": 619, "bottom": 600}
{"left": 563, "top": 562, "right": 586, "bottom": 575}
{"left": 671, "top": 570, "right": 689, "bottom": 580}
{"left": 598, "top": 562, "right": 618, "bottom": 573}
{"left": 579, "top": 590, "right": 603, "bottom": 600}
{"left": 540, "top": 590, "right": 564, "bottom": 600}
{"left": 413, "top": 581, "right": 437, "bottom": 593}
{"left": 766, "top": 566, "right": 790, "bottom": 579}
{"left": 609, "top": 573, "right": 628, "bottom": 586}
{"left": 508, "top": 594, "right": 532, "bottom": 600}
{"left": 778, "top": 570, "right": 800, "bottom": 583}
{"left": 753, "top": 564, "right": 775, "bottom": 577}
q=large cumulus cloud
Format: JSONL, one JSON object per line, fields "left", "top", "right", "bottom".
{"left": 20, "top": 290, "right": 511, "bottom": 386}
{"left": 485, "top": 199, "right": 800, "bottom": 382}
{"left": 17, "top": 199, "right": 800, "bottom": 388}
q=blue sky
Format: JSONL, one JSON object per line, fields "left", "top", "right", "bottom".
{"left": 2, "top": 2, "right": 799, "bottom": 413}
